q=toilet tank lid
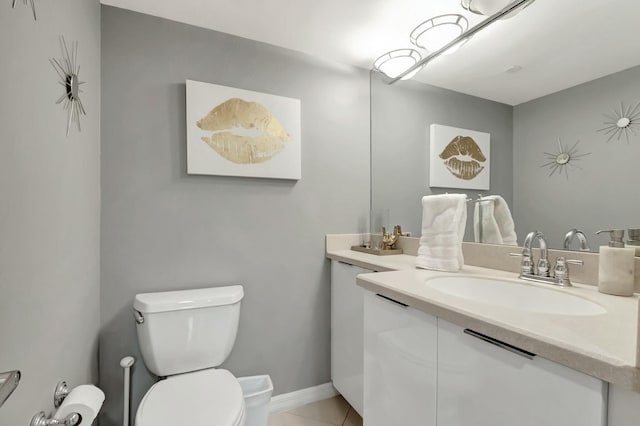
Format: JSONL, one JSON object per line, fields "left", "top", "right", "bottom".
{"left": 134, "top": 285, "right": 244, "bottom": 313}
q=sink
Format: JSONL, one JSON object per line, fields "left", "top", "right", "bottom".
{"left": 425, "top": 276, "right": 606, "bottom": 316}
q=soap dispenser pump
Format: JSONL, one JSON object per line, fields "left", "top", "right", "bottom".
{"left": 595, "top": 229, "right": 635, "bottom": 296}
{"left": 595, "top": 229, "right": 625, "bottom": 247}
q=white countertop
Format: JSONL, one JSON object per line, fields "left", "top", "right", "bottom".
{"left": 326, "top": 244, "right": 640, "bottom": 391}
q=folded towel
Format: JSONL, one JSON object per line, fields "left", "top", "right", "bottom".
{"left": 473, "top": 195, "right": 517, "bottom": 245}
{"left": 416, "top": 194, "right": 467, "bottom": 272}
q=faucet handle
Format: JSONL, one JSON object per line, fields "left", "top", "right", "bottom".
{"left": 509, "top": 252, "right": 534, "bottom": 275}
{"left": 553, "top": 257, "right": 583, "bottom": 287}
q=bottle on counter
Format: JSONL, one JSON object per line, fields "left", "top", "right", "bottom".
{"left": 626, "top": 228, "right": 640, "bottom": 257}
{"left": 595, "top": 229, "right": 636, "bottom": 297}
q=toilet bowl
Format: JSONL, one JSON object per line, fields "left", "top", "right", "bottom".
{"left": 133, "top": 286, "right": 246, "bottom": 426}
{"left": 135, "top": 369, "right": 245, "bottom": 426}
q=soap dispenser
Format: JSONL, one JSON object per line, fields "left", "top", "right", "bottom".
{"left": 595, "top": 229, "right": 636, "bottom": 296}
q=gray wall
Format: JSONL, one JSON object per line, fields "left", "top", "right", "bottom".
{"left": 0, "top": 0, "right": 101, "bottom": 424}
{"left": 513, "top": 65, "right": 640, "bottom": 250}
{"left": 371, "top": 73, "right": 514, "bottom": 239}
{"left": 100, "top": 6, "right": 370, "bottom": 426}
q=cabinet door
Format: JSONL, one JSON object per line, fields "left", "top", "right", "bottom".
{"left": 608, "top": 384, "right": 640, "bottom": 426}
{"left": 437, "top": 319, "right": 607, "bottom": 426}
{"left": 331, "top": 260, "right": 370, "bottom": 416}
{"left": 363, "top": 291, "right": 437, "bottom": 426}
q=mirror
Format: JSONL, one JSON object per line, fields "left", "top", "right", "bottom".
{"left": 370, "top": 0, "right": 640, "bottom": 252}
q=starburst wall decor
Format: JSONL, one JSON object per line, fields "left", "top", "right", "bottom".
{"left": 598, "top": 101, "right": 640, "bottom": 143}
{"left": 12, "top": 0, "right": 37, "bottom": 20}
{"left": 50, "top": 36, "right": 86, "bottom": 136}
{"left": 540, "top": 138, "right": 591, "bottom": 179}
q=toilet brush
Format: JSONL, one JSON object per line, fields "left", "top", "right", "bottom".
{"left": 120, "top": 356, "right": 136, "bottom": 426}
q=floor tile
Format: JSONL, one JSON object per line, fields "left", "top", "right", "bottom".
{"left": 269, "top": 412, "right": 337, "bottom": 426}
{"left": 287, "top": 396, "right": 350, "bottom": 425}
{"left": 342, "top": 408, "right": 363, "bottom": 426}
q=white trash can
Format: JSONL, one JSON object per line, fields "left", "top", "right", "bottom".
{"left": 238, "top": 375, "right": 274, "bottom": 426}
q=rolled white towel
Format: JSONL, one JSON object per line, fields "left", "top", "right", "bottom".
{"left": 416, "top": 194, "right": 467, "bottom": 272}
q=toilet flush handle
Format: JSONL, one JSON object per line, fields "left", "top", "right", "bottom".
{"left": 133, "top": 310, "right": 144, "bottom": 325}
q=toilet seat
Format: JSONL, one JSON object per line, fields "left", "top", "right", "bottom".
{"left": 136, "top": 368, "right": 245, "bottom": 426}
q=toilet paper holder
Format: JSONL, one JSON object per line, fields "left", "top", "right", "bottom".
{"left": 30, "top": 381, "right": 80, "bottom": 426}
{"left": 54, "top": 381, "right": 71, "bottom": 408}
{"left": 30, "top": 411, "right": 81, "bottom": 426}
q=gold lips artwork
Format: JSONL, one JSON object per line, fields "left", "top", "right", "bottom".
{"left": 197, "top": 98, "right": 291, "bottom": 164}
{"left": 439, "top": 135, "right": 486, "bottom": 180}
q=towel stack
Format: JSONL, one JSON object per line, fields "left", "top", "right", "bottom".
{"left": 473, "top": 195, "right": 517, "bottom": 245}
{"left": 416, "top": 194, "right": 467, "bottom": 272}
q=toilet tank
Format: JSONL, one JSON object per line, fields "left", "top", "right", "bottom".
{"left": 133, "top": 286, "right": 244, "bottom": 377}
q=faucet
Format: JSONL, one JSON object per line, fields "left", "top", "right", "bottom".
{"left": 511, "top": 230, "right": 583, "bottom": 287}
{"left": 563, "top": 229, "right": 590, "bottom": 251}
{"left": 521, "top": 230, "right": 550, "bottom": 277}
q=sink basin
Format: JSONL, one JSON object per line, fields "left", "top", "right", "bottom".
{"left": 425, "top": 276, "right": 606, "bottom": 316}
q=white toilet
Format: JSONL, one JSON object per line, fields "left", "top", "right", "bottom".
{"left": 133, "top": 285, "right": 246, "bottom": 426}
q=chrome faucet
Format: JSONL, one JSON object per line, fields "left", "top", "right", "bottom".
{"left": 521, "top": 230, "right": 550, "bottom": 277}
{"left": 563, "top": 228, "right": 590, "bottom": 251}
{"left": 511, "top": 230, "right": 583, "bottom": 287}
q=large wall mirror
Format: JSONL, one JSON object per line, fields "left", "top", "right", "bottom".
{"left": 371, "top": 0, "right": 640, "bottom": 252}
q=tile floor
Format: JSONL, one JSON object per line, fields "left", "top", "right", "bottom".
{"left": 269, "top": 395, "right": 363, "bottom": 426}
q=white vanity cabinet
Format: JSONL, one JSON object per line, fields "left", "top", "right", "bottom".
{"left": 331, "top": 260, "right": 371, "bottom": 416}
{"left": 608, "top": 385, "right": 640, "bottom": 426}
{"left": 363, "top": 291, "right": 438, "bottom": 426}
{"left": 437, "top": 320, "right": 607, "bottom": 426}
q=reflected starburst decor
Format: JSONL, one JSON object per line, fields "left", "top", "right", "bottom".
{"left": 540, "top": 139, "right": 591, "bottom": 179}
{"left": 50, "top": 36, "right": 86, "bottom": 136}
{"left": 12, "top": 0, "right": 37, "bottom": 20}
{"left": 598, "top": 101, "right": 640, "bottom": 143}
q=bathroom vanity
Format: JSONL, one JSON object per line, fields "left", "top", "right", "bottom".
{"left": 327, "top": 234, "right": 640, "bottom": 426}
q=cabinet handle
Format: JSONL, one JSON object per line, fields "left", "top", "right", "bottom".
{"left": 463, "top": 329, "right": 536, "bottom": 360}
{"left": 376, "top": 293, "right": 409, "bottom": 308}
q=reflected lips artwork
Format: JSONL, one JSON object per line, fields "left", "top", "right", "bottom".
{"left": 429, "top": 124, "right": 490, "bottom": 190}
{"left": 439, "top": 135, "right": 486, "bottom": 180}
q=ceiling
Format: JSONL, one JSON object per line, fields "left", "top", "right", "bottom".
{"left": 100, "top": 0, "right": 640, "bottom": 105}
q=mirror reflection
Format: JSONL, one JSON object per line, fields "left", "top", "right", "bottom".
{"left": 370, "top": 0, "right": 640, "bottom": 252}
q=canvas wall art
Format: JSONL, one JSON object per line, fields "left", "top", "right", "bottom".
{"left": 186, "top": 80, "right": 301, "bottom": 180}
{"left": 429, "top": 124, "right": 490, "bottom": 190}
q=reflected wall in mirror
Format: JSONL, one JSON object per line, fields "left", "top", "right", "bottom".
{"left": 371, "top": 0, "right": 640, "bottom": 252}
{"left": 370, "top": 71, "right": 513, "bottom": 243}
{"left": 513, "top": 65, "right": 640, "bottom": 251}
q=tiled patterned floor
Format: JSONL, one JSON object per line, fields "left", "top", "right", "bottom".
{"left": 269, "top": 395, "right": 363, "bottom": 426}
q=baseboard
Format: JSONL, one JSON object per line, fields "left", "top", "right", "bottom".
{"left": 269, "top": 382, "right": 339, "bottom": 413}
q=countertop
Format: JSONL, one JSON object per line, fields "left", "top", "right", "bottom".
{"left": 326, "top": 244, "right": 640, "bottom": 391}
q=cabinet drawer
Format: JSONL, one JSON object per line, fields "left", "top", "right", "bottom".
{"left": 437, "top": 319, "right": 607, "bottom": 426}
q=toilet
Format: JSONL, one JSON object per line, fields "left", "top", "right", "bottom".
{"left": 133, "top": 285, "right": 246, "bottom": 426}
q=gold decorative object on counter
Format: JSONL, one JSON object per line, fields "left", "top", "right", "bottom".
{"left": 351, "top": 224, "right": 405, "bottom": 256}
{"left": 382, "top": 225, "right": 402, "bottom": 250}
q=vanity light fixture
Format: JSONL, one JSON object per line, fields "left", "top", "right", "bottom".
{"left": 387, "top": 0, "right": 536, "bottom": 83}
{"left": 410, "top": 14, "right": 469, "bottom": 54}
{"left": 598, "top": 101, "right": 640, "bottom": 143}
{"left": 461, "top": 0, "right": 535, "bottom": 17}
{"left": 373, "top": 49, "right": 423, "bottom": 80}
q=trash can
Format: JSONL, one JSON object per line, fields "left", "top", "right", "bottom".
{"left": 238, "top": 375, "right": 274, "bottom": 426}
